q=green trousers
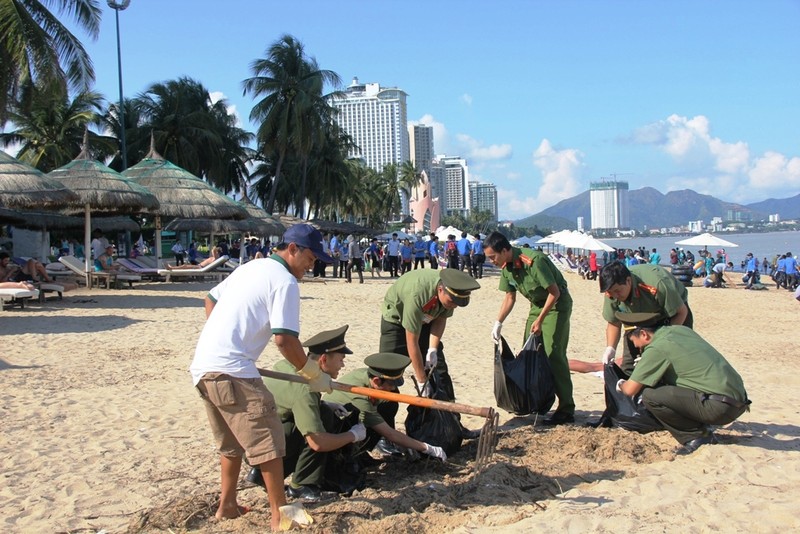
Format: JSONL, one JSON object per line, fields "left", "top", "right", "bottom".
{"left": 524, "top": 292, "right": 574, "bottom": 416}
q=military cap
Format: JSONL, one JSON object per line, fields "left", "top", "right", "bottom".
{"left": 364, "top": 352, "right": 410, "bottom": 386}
{"left": 302, "top": 325, "right": 353, "bottom": 355}
{"left": 439, "top": 268, "right": 481, "bottom": 306}
{"left": 614, "top": 311, "right": 664, "bottom": 332}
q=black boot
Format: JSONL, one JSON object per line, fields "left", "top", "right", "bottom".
{"left": 246, "top": 467, "right": 265, "bottom": 489}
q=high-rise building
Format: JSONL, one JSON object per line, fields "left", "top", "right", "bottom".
{"left": 328, "top": 77, "right": 410, "bottom": 172}
{"left": 468, "top": 181, "right": 498, "bottom": 222}
{"left": 408, "top": 124, "right": 435, "bottom": 176}
{"left": 427, "top": 161, "right": 447, "bottom": 207}
{"left": 590, "top": 180, "right": 629, "bottom": 230}
{"left": 436, "top": 155, "right": 470, "bottom": 217}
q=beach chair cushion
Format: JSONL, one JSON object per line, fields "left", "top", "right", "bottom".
{"left": 0, "top": 287, "right": 40, "bottom": 309}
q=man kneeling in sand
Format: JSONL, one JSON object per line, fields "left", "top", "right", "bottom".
{"left": 323, "top": 352, "right": 448, "bottom": 463}
{"left": 248, "top": 325, "right": 368, "bottom": 503}
{"left": 614, "top": 311, "right": 750, "bottom": 454}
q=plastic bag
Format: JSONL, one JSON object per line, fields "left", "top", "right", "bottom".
{"left": 405, "top": 370, "right": 462, "bottom": 455}
{"left": 603, "top": 363, "right": 663, "bottom": 433}
{"left": 493, "top": 334, "right": 556, "bottom": 416}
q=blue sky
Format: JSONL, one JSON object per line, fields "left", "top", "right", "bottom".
{"left": 63, "top": 0, "right": 800, "bottom": 219}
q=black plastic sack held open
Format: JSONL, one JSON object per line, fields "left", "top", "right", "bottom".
{"left": 494, "top": 334, "right": 556, "bottom": 416}
{"left": 405, "top": 369, "right": 462, "bottom": 455}
{"left": 603, "top": 363, "right": 664, "bottom": 433}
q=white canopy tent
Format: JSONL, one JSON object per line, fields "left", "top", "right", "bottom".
{"left": 675, "top": 233, "right": 739, "bottom": 250}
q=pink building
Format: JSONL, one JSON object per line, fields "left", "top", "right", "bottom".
{"left": 408, "top": 170, "right": 441, "bottom": 233}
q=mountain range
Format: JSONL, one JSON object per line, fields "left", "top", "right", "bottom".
{"left": 514, "top": 188, "right": 800, "bottom": 231}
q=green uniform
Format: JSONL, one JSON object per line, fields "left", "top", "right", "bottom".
{"left": 324, "top": 368, "right": 389, "bottom": 429}
{"left": 603, "top": 264, "right": 692, "bottom": 373}
{"left": 602, "top": 264, "right": 689, "bottom": 323}
{"left": 381, "top": 269, "right": 454, "bottom": 332}
{"left": 263, "top": 360, "right": 329, "bottom": 487}
{"left": 498, "top": 247, "right": 574, "bottom": 415}
{"left": 630, "top": 326, "right": 749, "bottom": 444}
{"left": 380, "top": 269, "right": 456, "bottom": 400}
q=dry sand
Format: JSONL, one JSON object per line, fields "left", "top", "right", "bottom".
{"left": 1, "top": 268, "right": 798, "bottom": 533}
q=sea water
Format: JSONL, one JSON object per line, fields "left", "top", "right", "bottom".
{"left": 599, "top": 231, "right": 800, "bottom": 270}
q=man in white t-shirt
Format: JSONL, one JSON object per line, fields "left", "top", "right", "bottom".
{"left": 90, "top": 228, "right": 109, "bottom": 260}
{"left": 190, "top": 223, "right": 333, "bottom": 529}
{"left": 712, "top": 261, "right": 734, "bottom": 288}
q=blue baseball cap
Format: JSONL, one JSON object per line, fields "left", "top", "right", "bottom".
{"left": 280, "top": 224, "right": 333, "bottom": 263}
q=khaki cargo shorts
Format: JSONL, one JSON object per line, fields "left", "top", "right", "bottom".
{"left": 196, "top": 373, "right": 285, "bottom": 465}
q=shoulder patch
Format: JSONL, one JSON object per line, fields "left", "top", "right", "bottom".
{"left": 422, "top": 295, "right": 439, "bottom": 312}
{"left": 637, "top": 282, "right": 658, "bottom": 296}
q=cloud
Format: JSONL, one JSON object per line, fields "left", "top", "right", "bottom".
{"left": 748, "top": 151, "right": 800, "bottom": 190}
{"left": 410, "top": 114, "right": 450, "bottom": 154}
{"left": 499, "top": 139, "right": 585, "bottom": 219}
{"left": 460, "top": 93, "right": 473, "bottom": 106}
{"left": 454, "top": 134, "right": 512, "bottom": 161}
{"left": 631, "top": 114, "right": 799, "bottom": 202}
{"left": 210, "top": 90, "right": 242, "bottom": 127}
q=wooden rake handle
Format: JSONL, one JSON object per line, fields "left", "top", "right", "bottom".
{"left": 258, "top": 368, "right": 491, "bottom": 418}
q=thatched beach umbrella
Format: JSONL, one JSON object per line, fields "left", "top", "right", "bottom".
{"left": 240, "top": 197, "right": 286, "bottom": 236}
{"left": 0, "top": 208, "right": 140, "bottom": 233}
{"left": 0, "top": 150, "right": 79, "bottom": 209}
{"left": 47, "top": 136, "right": 160, "bottom": 283}
{"left": 122, "top": 139, "right": 247, "bottom": 264}
{"left": 164, "top": 217, "right": 260, "bottom": 235}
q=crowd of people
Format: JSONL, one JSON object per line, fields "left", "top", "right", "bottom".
{"left": 187, "top": 223, "right": 756, "bottom": 530}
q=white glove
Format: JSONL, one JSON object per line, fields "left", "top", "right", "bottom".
{"left": 420, "top": 381, "right": 434, "bottom": 399}
{"left": 615, "top": 379, "right": 626, "bottom": 393}
{"left": 348, "top": 423, "right": 367, "bottom": 443}
{"left": 298, "top": 358, "right": 333, "bottom": 393}
{"left": 323, "top": 401, "right": 348, "bottom": 418}
{"left": 602, "top": 346, "right": 617, "bottom": 365}
{"left": 491, "top": 321, "right": 503, "bottom": 343}
{"left": 425, "top": 347, "right": 438, "bottom": 370}
{"left": 423, "top": 443, "right": 447, "bottom": 461}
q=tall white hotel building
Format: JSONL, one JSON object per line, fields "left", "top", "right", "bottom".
{"left": 328, "top": 77, "right": 410, "bottom": 172}
{"left": 590, "top": 180, "right": 630, "bottom": 230}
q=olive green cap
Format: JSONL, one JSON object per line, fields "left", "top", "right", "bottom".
{"left": 614, "top": 311, "right": 664, "bottom": 332}
{"left": 302, "top": 325, "right": 352, "bottom": 355}
{"left": 439, "top": 268, "right": 481, "bottom": 306}
{"left": 364, "top": 352, "right": 411, "bottom": 385}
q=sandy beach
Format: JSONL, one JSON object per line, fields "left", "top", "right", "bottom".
{"left": 1, "top": 268, "right": 799, "bottom": 533}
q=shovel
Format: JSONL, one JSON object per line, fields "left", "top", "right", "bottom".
{"left": 258, "top": 368, "right": 499, "bottom": 469}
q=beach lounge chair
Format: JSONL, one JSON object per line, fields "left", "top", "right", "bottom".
{"left": 132, "top": 256, "right": 160, "bottom": 269}
{"left": 0, "top": 287, "right": 40, "bottom": 310}
{"left": 59, "top": 255, "right": 142, "bottom": 289}
{"left": 116, "top": 258, "right": 162, "bottom": 280}
{"left": 157, "top": 255, "right": 230, "bottom": 282}
{"left": 37, "top": 282, "right": 65, "bottom": 302}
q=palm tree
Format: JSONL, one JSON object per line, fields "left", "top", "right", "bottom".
{"left": 131, "top": 77, "right": 253, "bottom": 194}
{"left": 398, "top": 159, "right": 422, "bottom": 214}
{"left": 0, "top": 0, "right": 101, "bottom": 124}
{"left": 243, "top": 34, "right": 341, "bottom": 214}
{"left": 377, "top": 162, "right": 403, "bottom": 224}
{"left": 0, "top": 83, "right": 114, "bottom": 172}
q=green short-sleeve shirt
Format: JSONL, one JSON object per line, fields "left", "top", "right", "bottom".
{"left": 381, "top": 270, "right": 454, "bottom": 333}
{"left": 263, "top": 360, "right": 325, "bottom": 436}
{"left": 323, "top": 368, "right": 386, "bottom": 428}
{"left": 498, "top": 247, "right": 569, "bottom": 309}
{"left": 602, "top": 264, "right": 688, "bottom": 324}
{"left": 629, "top": 326, "right": 747, "bottom": 401}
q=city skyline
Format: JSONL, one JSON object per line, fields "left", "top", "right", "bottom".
{"left": 52, "top": 0, "right": 800, "bottom": 220}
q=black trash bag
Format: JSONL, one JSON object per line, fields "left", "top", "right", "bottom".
{"left": 494, "top": 334, "right": 556, "bottom": 416}
{"left": 405, "top": 370, "right": 462, "bottom": 455}
{"left": 603, "top": 363, "right": 664, "bottom": 433}
{"left": 321, "top": 403, "right": 366, "bottom": 495}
